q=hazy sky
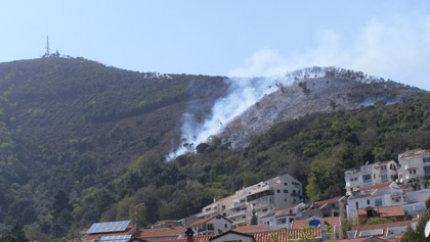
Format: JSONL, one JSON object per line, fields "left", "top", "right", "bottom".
{"left": 1, "top": 0, "right": 430, "bottom": 90}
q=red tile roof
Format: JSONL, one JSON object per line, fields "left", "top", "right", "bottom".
{"left": 292, "top": 217, "right": 340, "bottom": 229}
{"left": 151, "top": 235, "right": 211, "bottom": 242}
{"left": 149, "top": 228, "right": 322, "bottom": 242}
{"left": 137, "top": 226, "right": 184, "bottom": 239}
{"left": 313, "top": 196, "right": 342, "bottom": 208}
{"left": 351, "top": 220, "right": 412, "bottom": 232}
{"left": 357, "top": 206, "right": 405, "bottom": 218}
{"left": 233, "top": 224, "right": 271, "bottom": 233}
{"left": 252, "top": 228, "right": 322, "bottom": 242}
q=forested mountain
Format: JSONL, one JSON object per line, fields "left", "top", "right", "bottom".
{"left": 0, "top": 56, "right": 428, "bottom": 241}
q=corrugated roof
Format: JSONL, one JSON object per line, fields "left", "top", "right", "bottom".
{"left": 87, "top": 220, "right": 131, "bottom": 234}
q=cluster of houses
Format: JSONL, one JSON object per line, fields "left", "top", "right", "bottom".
{"left": 78, "top": 148, "right": 430, "bottom": 242}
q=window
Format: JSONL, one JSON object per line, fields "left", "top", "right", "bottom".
{"left": 424, "top": 157, "right": 430, "bottom": 163}
{"left": 284, "top": 182, "right": 288, "bottom": 186}
{"left": 277, "top": 189, "right": 281, "bottom": 193}
{"left": 409, "top": 168, "right": 417, "bottom": 175}
{"left": 284, "top": 190, "right": 288, "bottom": 193}
{"left": 425, "top": 166, "right": 430, "bottom": 178}
{"left": 367, "top": 199, "right": 370, "bottom": 205}
{"left": 224, "top": 224, "right": 228, "bottom": 228}
{"left": 381, "top": 174, "right": 388, "bottom": 182}
{"left": 375, "top": 199, "right": 383, "bottom": 207}
{"left": 277, "top": 218, "right": 287, "bottom": 224}
{"left": 356, "top": 202, "right": 359, "bottom": 209}
{"left": 207, "top": 223, "right": 214, "bottom": 231}
{"left": 362, "top": 174, "right": 372, "bottom": 183}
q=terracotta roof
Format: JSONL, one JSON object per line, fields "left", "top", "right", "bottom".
{"left": 357, "top": 206, "right": 405, "bottom": 218}
{"left": 291, "top": 219, "right": 308, "bottom": 229}
{"left": 151, "top": 235, "right": 211, "bottom": 242}
{"left": 150, "top": 228, "right": 322, "bottom": 242}
{"left": 252, "top": 228, "right": 322, "bottom": 242}
{"left": 292, "top": 217, "right": 340, "bottom": 229}
{"left": 190, "top": 215, "right": 232, "bottom": 227}
{"left": 351, "top": 220, "right": 412, "bottom": 232}
{"left": 233, "top": 224, "right": 271, "bottom": 233}
{"left": 336, "top": 237, "right": 392, "bottom": 242}
{"left": 137, "top": 226, "right": 184, "bottom": 239}
{"left": 323, "top": 216, "right": 341, "bottom": 227}
{"left": 313, "top": 196, "right": 342, "bottom": 208}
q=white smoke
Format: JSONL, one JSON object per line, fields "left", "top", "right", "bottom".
{"left": 167, "top": 77, "right": 281, "bottom": 159}
{"left": 167, "top": 12, "right": 430, "bottom": 160}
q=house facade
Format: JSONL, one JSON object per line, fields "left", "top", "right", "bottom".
{"left": 189, "top": 215, "right": 232, "bottom": 236}
{"left": 346, "top": 182, "right": 406, "bottom": 220}
{"left": 344, "top": 160, "right": 398, "bottom": 196}
{"left": 397, "top": 148, "right": 430, "bottom": 189}
{"left": 197, "top": 174, "right": 303, "bottom": 227}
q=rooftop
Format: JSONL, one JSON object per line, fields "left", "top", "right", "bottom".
{"left": 137, "top": 226, "right": 184, "bottom": 239}
{"left": 399, "top": 148, "right": 429, "bottom": 159}
{"left": 357, "top": 206, "right": 405, "bottom": 218}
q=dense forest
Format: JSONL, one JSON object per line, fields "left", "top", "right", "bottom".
{"left": 0, "top": 57, "right": 428, "bottom": 241}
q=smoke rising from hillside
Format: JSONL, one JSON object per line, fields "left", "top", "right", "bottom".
{"left": 167, "top": 12, "right": 430, "bottom": 160}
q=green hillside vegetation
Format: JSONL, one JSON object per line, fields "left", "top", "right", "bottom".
{"left": 0, "top": 57, "right": 429, "bottom": 241}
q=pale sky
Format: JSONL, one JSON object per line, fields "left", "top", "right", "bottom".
{"left": 1, "top": 0, "right": 429, "bottom": 90}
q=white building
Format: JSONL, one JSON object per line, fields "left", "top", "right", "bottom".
{"left": 259, "top": 204, "right": 305, "bottom": 229}
{"left": 346, "top": 182, "right": 406, "bottom": 219}
{"left": 398, "top": 148, "right": 430, "bottom": 189}
{"left": 344, "top": 160, "right": 398, "bottom": 195}
{"left": 189, "top": 215, "right": 232, "bottom": 236}
{"left": 197, "top": 174, "right": 303, "bottom": 227}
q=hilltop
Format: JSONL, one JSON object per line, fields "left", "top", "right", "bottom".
{"left": 0, "top": 56, "right": 428, "bottom": 241}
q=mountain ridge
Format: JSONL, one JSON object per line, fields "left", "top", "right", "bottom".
{"left": 0, "top": 56, "right": 428, "bottom": 241}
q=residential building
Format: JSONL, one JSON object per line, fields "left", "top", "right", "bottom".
{"left": 83, "top": 220, "right": 137, "bottom": 242}
{"left": 346, "top": 182, "right": 406, "bottom": 220}
{"left": 197, "top": 174, "right": 303, "bottom": 227}
{"left": 398, "top": 148, "right": 430, "bottom": 189}
{"left": 300, "top": 196, "right": 347, "bottom": 219}
{"left": 345, "top": 161, "right": 398, "bottom": 196}
{"left": 259, "top": 203, "right": 306, "bottom": 229}
{"left": 189, "top": 215, "right": 232, "bottom": 236}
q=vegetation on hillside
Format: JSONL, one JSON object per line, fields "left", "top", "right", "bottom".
{"left": 0, "top": 57, "right": 428, "bottom": 241}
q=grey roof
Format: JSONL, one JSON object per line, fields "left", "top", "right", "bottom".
{"left": 99, "top": 235, "right": 132, "bottom": 242}
{"left": 87, "top": 220, "right": 131, "bottom": 234}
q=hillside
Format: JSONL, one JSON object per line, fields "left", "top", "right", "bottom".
{"left": 0, "top": 57, "right": 428, "bottom": 241}
{"left": 221, "top": 67, "right": 421, "bottom": 148}
{"left": 0, "top": 57, "right": 228, "bottom": 240}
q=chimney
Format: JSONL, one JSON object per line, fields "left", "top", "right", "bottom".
{"left": 185, "top": 227, "right": 194, "bottom": 242}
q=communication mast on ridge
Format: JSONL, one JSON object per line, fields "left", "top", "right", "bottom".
{"left": 45, "top": 36, "right": 50, "bottom": 56}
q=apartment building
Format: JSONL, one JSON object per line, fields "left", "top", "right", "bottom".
{"left": 197, "top": 174, "right": 303, "bottom": 227}
{"left": 346, "top": 182, "right": 406, "bottom": 220}
{"left": 398, "top": 148, "right": 430, "bottom": 189}
{"left": 344, "top": 160, "right": 398, "bottom": 195}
